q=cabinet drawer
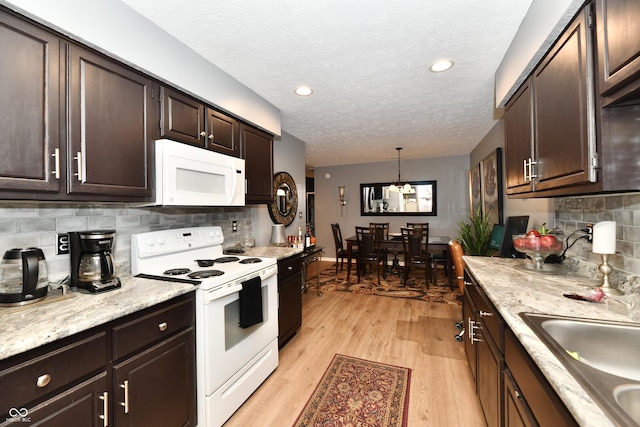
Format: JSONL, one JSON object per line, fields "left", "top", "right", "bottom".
{"left": 467, "top": 277, "right": 503, "bottom": 351}
{"left": 0, "top": 332, "right": 107, "bottom": 415}
{"left": 113, "top": 296, "right": 194, "bottom": 360}
{"left": 278, "top": 255, "right": 302, "bottom": 282}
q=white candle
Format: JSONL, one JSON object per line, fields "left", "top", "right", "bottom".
{"left": 592, "top": 221, "right": 616, "bottom": 254}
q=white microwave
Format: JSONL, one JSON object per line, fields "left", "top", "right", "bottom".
{"left": 151, "top": 139, "right": 245, "bottom": 206}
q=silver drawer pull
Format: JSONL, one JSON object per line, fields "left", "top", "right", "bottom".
{"left": 120, "top": 380, "right": 129, "bottom": 413}
{"left": 99, "top": 391, "right": 108, "bottom": 426}
{"left": 158, "top": 322, "right": 168, "bottom": 331}
{"left": 36, "top": 374, "right": 51, "bottom": 388}
{"left": 480, "top": 310, "right": 493, "bottom": 317}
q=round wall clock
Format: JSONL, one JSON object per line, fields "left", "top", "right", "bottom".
{"left": 268, "top": 171, "right": 298, "bottom": 226}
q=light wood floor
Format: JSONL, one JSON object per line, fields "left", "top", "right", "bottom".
{"left": 224, "top": 263, "right": 486, "bottom": 426}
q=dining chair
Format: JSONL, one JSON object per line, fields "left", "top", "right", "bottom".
{"left": 400, "top": 226, "right": 430, "bottom": 287}
{"left": 331, "top": 223, "right": 349, "bottom": 274}
{"left": 369, "top": 222, "right": 390, "bottom": 272}
{"left": 406, "top": 222, "right": 447, "bottom": 284}
{"left": 448, "top": 239, "right": 465, "bottom": 295}
{"left": 406, "top": 222, "right": 429, "bottom": 229}
{"left": 355, "top": 226, "right": 384, "bottom": 284}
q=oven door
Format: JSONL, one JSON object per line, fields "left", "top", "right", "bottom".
{"left": 200, "top": 267, "right": 278, "bottom": 396}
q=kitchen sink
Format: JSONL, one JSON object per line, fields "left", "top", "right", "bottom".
{"left": 520, "top": 312, "right": 640, "bottom": 426}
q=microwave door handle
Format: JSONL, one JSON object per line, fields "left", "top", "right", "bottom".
{"left": 228, "top": 160, "right": 236, "bottom": 205}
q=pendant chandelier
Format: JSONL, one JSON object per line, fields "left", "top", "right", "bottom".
{"left": 390, "top": 147, "right": 412, "bottom": 192}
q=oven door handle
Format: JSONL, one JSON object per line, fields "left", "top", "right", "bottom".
{"left": 205, "top": 284, "right": 243, "bottom": 303}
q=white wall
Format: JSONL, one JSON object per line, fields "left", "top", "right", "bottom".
{"left": 251, "top": 131, "right": 307, "bottom": 246}
{"left": 2, "top": 0, "right": 281, "bottom": 135}
{"left": 315, "top": 155, "right": 470, "bottom": 259}
{"left": 495, "top": 0, "right": 586, "bottom": 107}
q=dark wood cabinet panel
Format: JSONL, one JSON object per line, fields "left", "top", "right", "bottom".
{"left": 504, "top": 81, "right": 534, "bottom": 195}
{"left": 207, "top": 109, "right": 240, "bottom": 157}
{"left": 504, "top": 369, "right": 536, "bottom": 427}
{"left": 0, "top": 10, "right": 61, "bottom": 193}
{"left": 463, "top": 285, "right": 478, "bottom": 383}
{"left": 161, "top": 87, "right": 205, "bottom": 148}
{"left": 278, "top": 255, "right": 302, "bottom": 348}
{"left": 533, "top": 8, "right": 596, "bottom": 191}
{"left": 68, "top": 45, "right": 155, "bottom": 198}
{"left": 504, "top": 5, "right": 597, "bottom": 197}
{"left": 596, "top": 0, "right": 640, "bottom": 97}
{"left": 113, "top": 328, "right": 196, "bottom": 427}
{"left": 241, "top": 124, "right": 273, "bottom": 204}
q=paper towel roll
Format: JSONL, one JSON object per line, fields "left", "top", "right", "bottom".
{"left": 592, "top": 221, "right": 616, "bottom": 254}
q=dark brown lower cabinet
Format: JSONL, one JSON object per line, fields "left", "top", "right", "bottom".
{"left": 278, "top": 254, "right": 302, "bottom": 348}
{"left": 0, "top": 293, "right": 196, "bottom": 427}
{"left": 464, "top": 269, "right": 578, "bottom": 427}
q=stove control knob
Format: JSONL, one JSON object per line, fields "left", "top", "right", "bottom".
{"left": 156, "top": 237, "right": 165, "bottom": 245}
{"left": 145, "top": 238, "right": 154, "bottom": 247}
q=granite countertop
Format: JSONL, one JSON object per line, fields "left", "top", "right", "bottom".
{"left": 0, "top": 274, "right": 196, "bottom": 361}
{"left": 238, "top": 245, "right": 303, "bottom": 260}
{"left": 463, "top": 256, "right": 639, "bottom": 427}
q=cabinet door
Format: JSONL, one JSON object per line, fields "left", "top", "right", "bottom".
{"left": 596, "top": 0, "right": 640, "bottom": 96}
{"left": 477, "top": 328, "right": 503, "bottom": 427}
{"left": 504, "top": 369, "right": 537, "bottom": 427}
{"left": 504, "top": 80, "right": 534, "bottom": 195}
{"left": 0, "top": 373, "right": 109, "bottom": 427}
{"left": 241, "top": 124, "right": 273, "bottom": 204}
{"left": 463, "top": 286, "right": 478, "bottom": 383}
{"left": 533, "top": 7, "right": 596, "bottom": 191}
{"left": 206, "top": 109, "right": 240, "bottom": 157}
{"left": 68, "top": 45, "right": 155, "bottom": 198}
{"left": 0, "top": 11, "right": 61, "bottom": 193}
{"left": 113, "top": 328, "right": 196, "bottom": 427}
{"left": 278, "top": 256, "right": 302, "bottom": 348}
{"left": 160, "top": 87, "right": 205, "bottom": 148}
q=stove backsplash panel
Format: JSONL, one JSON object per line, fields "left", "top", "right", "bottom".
{"left": 0, "top": 203, "right": 252, "bottom": 280}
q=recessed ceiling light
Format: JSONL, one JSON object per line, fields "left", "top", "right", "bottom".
{"left": 429, "top": 59, "right": 454, "bottom": 73}
{"left": 294, "top": 86, "right": 313, "bottom": 96}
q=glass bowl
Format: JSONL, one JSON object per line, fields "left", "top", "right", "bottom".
{"left": 512, "top": 233, "right": 565, "bottom": 272}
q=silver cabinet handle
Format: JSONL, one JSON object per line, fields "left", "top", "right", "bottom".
{"left": 36, "top": 373, "right": 51, "bottom": 388}
{"left": 199, "top": 131, "right": 207, "bottom": 138}
{"left": 99, "top": 391, "right": 108, "bottom": 426}
{"left": 480, "top": 310, "right": 493, "bottom": 317}
{"left": 208, "top": 134, "right": 215, "bottom": 141}
{"left": 120, "top": 380, "right": 129, "bottom": 413}
{"left": 74, "top": 151, "right": 83, "bottom": 181}
{"left": 158, "top": 322, "right": 168, "bottom": 332}
{"left": 51, "top": 148, "right": 60, "bottom": 179}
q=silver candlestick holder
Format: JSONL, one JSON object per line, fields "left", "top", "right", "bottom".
{"left": 596, "top": 254, "right": 623, "bottom": 296}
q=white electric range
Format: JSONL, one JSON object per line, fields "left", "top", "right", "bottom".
{"left": 131, "top": 226, "right": 278, "bottom": 427}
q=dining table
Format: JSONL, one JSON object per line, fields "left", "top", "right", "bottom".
{"left": 344, "top": 233, "right": 453, "bottom": 288}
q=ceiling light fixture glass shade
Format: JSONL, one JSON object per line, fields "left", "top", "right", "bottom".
{"left": 294, "top": 86, "right": 313, "bottom": 96}
{"left": 429, "top": 59, "right": 454, "bottom": 73}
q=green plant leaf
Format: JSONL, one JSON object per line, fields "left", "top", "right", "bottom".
{"left": 456, "top": 207, "right": 496, "bottom": 256}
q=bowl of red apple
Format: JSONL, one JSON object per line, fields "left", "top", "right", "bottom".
{"left": 512, "top": 225, "right": 565, "bottom": 272}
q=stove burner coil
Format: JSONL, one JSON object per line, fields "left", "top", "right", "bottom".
{"left": 163, "top": 268, "right": 191, "bottom": 276}
{"left": 239, "top": 257, "right": 263, "bottom": 264}
{"left": 187, "top": 270, "right": 225, "bottom": 279}
{"left": 195, "top": 259, "right": 215, "bottom": 267}
{"left": 213, "top": 256, "right": 240, "bottom": 263}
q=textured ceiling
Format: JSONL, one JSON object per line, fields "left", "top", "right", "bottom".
{"left": 122, "top": 0, "right": 533, "bottom": 167}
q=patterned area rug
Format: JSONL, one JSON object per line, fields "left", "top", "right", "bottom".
{"left": 317, "top": 264, "right": 462, "bottom": 305}
{"left": 293, "top": 354, "right": 411, "bottom": 427}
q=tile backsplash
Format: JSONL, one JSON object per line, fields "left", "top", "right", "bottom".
{"left": 554, "top": 193, "right": 640, "bottom": 293}
{"left": 0, "top": 202, "right": 252, "bottom": 280}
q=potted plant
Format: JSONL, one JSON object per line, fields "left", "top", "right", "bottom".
{"left": 456, "top": 207, "right": 495, "bottom": 256}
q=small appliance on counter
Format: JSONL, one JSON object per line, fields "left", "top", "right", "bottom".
{"left": 69, "top": 230, "right": 121, "bottom": 293}
{"left": 0, "top": 247, "right": 49, "bottom": 306}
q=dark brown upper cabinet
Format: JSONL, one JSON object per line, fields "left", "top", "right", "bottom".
{"left": 67, "top": 45, "right": 156, "bottom": 198}
{"left": 161, "top": 87, "right": 240, "bottom": 157}
{"left": 504, "top": 5, "right": 598, "bottom": 197}
{"left": 596, "top": 0, "right": 640, "bottom": 103}
{"left": 241, "top": 123, "right": 273, "bottom": 204}
{"left": 0, "top": 10, "right": 61, "bottom": 193}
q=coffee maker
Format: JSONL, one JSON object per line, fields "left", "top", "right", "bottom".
{"left": 69, "top": 230, "right": 121, "bottom": 293}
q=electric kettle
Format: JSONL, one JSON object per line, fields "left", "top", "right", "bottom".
{"left": 0, "top": 247, "right": 49, "bottom": 305}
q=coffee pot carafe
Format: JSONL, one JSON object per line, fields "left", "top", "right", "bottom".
{"left": 69, "top": 230, "right": 121, "bottom": 293}
{"left": 0, "top": 247, "right": 49, "bottom": 305}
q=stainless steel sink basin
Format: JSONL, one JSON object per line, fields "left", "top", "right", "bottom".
{"left": 521, "top": 313, "right": 640, "bottom": 426}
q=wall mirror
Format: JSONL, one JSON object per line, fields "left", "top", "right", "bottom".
{"left": 268, "top": 171, "right": 298, "bottom": 226}
{"left": 360, "top": 181, "right": 437, "bottom": 216}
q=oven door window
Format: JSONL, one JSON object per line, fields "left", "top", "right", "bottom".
{"left": 223, "top": 285, "right": 268, "bottom": 350}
